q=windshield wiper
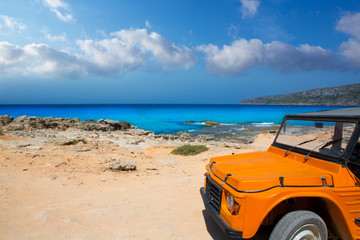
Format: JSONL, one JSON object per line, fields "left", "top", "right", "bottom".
{"left": 284, "top": 138, "right": 318, "bottom": 156}
{"left": 304, "top": 138, "right": 343, "bottom": 160}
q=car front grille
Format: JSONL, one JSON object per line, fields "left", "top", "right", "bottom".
{"left": 205, "top": 175, "right": 222, "bottom": 213}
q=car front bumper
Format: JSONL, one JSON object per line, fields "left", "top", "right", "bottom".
{"left": 200, "top": 187, "right": 243, "bottom": 239}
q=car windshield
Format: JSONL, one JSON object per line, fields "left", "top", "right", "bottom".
{"left": 275, "top": 119, "right": 356, "bottom": 158}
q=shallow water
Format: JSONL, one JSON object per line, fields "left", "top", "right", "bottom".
{"left": 0, "top": 104, "right": 343, "bottom": 136}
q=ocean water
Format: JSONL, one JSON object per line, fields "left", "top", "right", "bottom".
{"left": 0, "top": 104, "right": 343, "bottom": 136}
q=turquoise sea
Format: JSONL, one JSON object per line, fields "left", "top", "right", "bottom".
{"left": 0, "top": 104, "right": 343, "bottom": 136}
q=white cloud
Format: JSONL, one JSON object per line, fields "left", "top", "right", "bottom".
{"left": 0, "top": 41, "right": 88, "bottom": 78}
{"left": 0, "top": 15, "right": 26, "bottom": 33}
{"left": 45, "top": 32, "right": 66, "bottom": 41}
{"left": 96, "top": 29, "right": 107, "bottom": 37}
{"left": 87, "top": 28, "right": 197, "bottom": 71}
{"left": 338, "top": 39, "right": 360, "bottom": 69}
{"left": 240, "top": 0, "right": 260, "bottom": 18}
{"left": 336, "top": 12, "right": 360, "bottom": 69}
{"left": 51, "top": 8, "right": 73, "bottom": 22}
{"left": 195, "top": 11, "right": 360, "bottom": 77}
{"left": 76, "top": 38, "right": 147, "bottom": 74}
{"left": 197, "top": 39, "right": 265, "bottom": 76}
{"left": 43, "top": 0, "right": 73, "bottom": 22}
{"left": 226, "top": 24, "right": 239, "bottom": 39}
{"left": 0, "top": 28, "right": 197, "bottom": 78}
{"left": 197, "top": 38, "right": 333, "bottom": 77}
{"left": 265, "top": 42, "right": 333, "bottom": 72}
{"left": 43, "top": 0, "right": 68, "bottom": 9}
{"left": 145, "top": 20, "right": 152, "bottom": 29}
{"left": 0, "top": 42, "right": 27, "bottom": 68}
{"left": 23, "top": 43, "right": 88, "bottom": 77}
{"left": 336, "top": 12, "right": 360, "bottom": 39}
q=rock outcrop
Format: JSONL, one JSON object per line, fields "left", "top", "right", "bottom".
{"left": 2, "top": 115, "right": 131, "bottom": 132}
{"left": 0, "top": 115, "right": 13, "bottom": 127}
{"left": 0, "top": 115, "right": 255, "bottom": 144}
{"left": 202, "top": 121, "right": 221, "bottom": 126}
{"left": 109, "top": 160, "right": 137, "bottom": 171}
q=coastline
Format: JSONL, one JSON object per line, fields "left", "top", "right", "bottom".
{"left": 0, "top": 114, "right": 279, "bottom": 144}
{"left": 0, "top": 114, "right": 275, "bottom": 239}
{"left": 0, "top": 104, "right": 340, "bottom": 135}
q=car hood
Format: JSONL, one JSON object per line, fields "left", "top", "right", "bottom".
{"left": 208, "top": 148, "right": 334, "bottom": 192}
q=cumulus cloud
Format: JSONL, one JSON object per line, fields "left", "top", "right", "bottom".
{"left": 197, "top": 39, "right": 265, "bottom": 76}
{"left": 240, "top": 0, "right": 260, "bottom": 18}
{"left": 0, "top": 28, "right": 197, "bottom": 78}
{"left": 265, "top": 42, "right": 333, "bottom": 72}
{"left": 0, "top": 41, "right": 88, "bottom": 78}
{"left": 43, "top": 0, "right": 73, "bottom": 22}
{"left": 336, "top": 12, "right": 360, "bottom": 69}
{"left": 0, "top": 15, "right": 26, "bottom": 33}
{"left": 197, "top": 38, "right": 333, "bottom": 77}
{"left": 23, "top": 43, "right": 89, "bottom": 77}
{"left": 79, "top": 28, "right": 197, "bottom": 72}
{"left": 0, "top": 42, "right": 27, "bottom": 69}
{"left": 76, "top": 38, "right": 146, "bottom": 74}
{"left": 197, "top": 11, "right": 360, "bottom": 76}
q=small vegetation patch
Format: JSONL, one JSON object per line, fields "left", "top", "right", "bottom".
{"left": 171, "top": 144, "right": 208, "bottom": 156}
{"left": 0, "top": 129, "right": 3, "bottom": 135}
{"left": 7, "top": 128, "right": 23, "bottom": 131}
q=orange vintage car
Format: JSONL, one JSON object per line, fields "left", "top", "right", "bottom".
{"left": 201, "top": 107, "right": 360, "bottom": 240}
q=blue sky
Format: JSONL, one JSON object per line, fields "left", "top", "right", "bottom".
{"left": 0, "top": 0, "right": 359, "bottom": 104}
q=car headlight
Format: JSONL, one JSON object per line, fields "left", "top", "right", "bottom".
{"left": 226, "top": 192, "right": 240, "bottom": 215}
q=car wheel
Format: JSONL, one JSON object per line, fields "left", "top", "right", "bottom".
{"left": 269, "top": 210, "right": 327, "bottom": 240}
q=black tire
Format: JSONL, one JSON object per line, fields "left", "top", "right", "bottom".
{"left": 269, "top": 210, "right": 328, "bottom": 240}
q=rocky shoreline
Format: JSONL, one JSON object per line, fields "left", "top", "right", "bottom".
{"left": 0, "top": 115, "right": 131, "bottom": 132}
{"left": 0, "top": 115, "right": 267, "bottom": 147}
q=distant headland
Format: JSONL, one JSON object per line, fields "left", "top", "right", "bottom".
{"left": 239, "top": 83, "right": 360, "bottom": 106}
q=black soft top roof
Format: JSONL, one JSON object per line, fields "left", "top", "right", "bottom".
{"left": 286, "top": 107, "right": 360, "bottom": 120}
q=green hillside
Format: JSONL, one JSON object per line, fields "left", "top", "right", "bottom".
{"left": 239, "top": 84, "right": 360, "bottom": 106}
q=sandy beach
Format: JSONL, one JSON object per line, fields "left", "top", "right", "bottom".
{"left": 0, "top": 116, "right": 275, "bottom": 240}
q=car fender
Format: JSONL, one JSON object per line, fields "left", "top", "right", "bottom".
{"left": 242, "top": 189, "right": 352, "bottom": 239}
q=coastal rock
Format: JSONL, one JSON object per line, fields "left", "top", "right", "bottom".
{"left": 202, "top": 121, "right": 221, "bottom": 126}
{"left": 79, "top": 119, "right": 131, "bottom": 131}
{"left": 78, "top": 120, "right": 105, "bottom": 131}
{"left": 176, "top": 132, "right": 192, "bottom": 140}
{"left": 7, "top": 115, "right": 28, "bottom": 130}
{"left": 15, "top": 143, "right": 32, "bottom": 148}
{"left": 27, "top": 146, "right": 42, "bottom": 150}
{"left": 154, "top": 134, "right": 169, "bottom": 140}
{"left": 7, "top": 116, "right": 72, "bottom": 130}
{"left": 196, "top": 134, "right": 215, "bottom": 141}
{"left": 109, "top": 160, "right": 136, "bottom": 171}
{"left": 138, "top": 130, "right": 154, "bottom": 136}
{"left": 0, "top": 115, "right": 13, "bottom": 126}
{"left": 24, "top": 152, "right": 39, "bottom": 158}
{"left": 4, "top": 115, "right": 131, "bottom": 132}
